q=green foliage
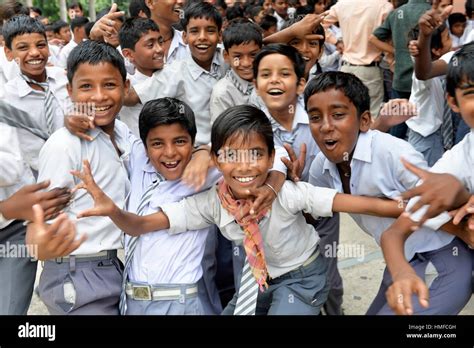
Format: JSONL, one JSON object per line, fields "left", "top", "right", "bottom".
{"left": 31, "top": 0, "right": 132, "bottom": 22}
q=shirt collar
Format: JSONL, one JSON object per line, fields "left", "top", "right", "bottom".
{"left": 186, "top": 47, "right": 223, "bottom": 80}
{"left": 17, "top": 68, "right": 57, "bottom": 98}
{"left": 265, "top": 95, "right": 308, "bottom": 131}
{"left": 167, "top": 28, "right": 186, "bottom": 61}
{"left": 227, "top": 69, "right": 253, "bottom": 95}
{"left": 351, "top": 130, "right": 373, "bottom": 164}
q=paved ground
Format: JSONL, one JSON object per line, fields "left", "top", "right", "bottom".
{"left": 27, "top": 213, "right": 474, "bottom": 315}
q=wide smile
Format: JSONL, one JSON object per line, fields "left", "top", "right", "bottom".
{"left": 26, "top": 58, "right": 45, "bottom": 67}
{"left": 267, "top": 88, "right": 284, "bottom": 96}
{"left": 195, "top": 44, "right": 211, "bottom": 53}
{"left": 92, "top": 105, "right": 113, "bottom": 116}
{"left": 161, "top": 160, "right": 181, "bottom": 170}
{"left": 233, "top": 175, "right": 258, "bottom": 185}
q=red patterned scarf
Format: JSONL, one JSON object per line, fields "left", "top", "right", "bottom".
{"left": 217, "top": 180, "right": 269, "bottom": 291}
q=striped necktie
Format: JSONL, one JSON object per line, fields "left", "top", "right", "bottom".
{"left": 234, "top": 258, "right": 260, "bottom": 315}
{"left": 119, "top": 173, "right": 165, "bottom": 315}
{"left": 21, "top": 74, "right": 56, "bottom": 135}
{"left": 441, "top": 79, "right": 454, "bottom": 150}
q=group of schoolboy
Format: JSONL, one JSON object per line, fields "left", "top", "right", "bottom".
{"left": 0, "top": 0, "right": 473, "bottom": 317}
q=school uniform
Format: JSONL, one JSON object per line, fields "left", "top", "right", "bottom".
{"left": 210, "top": 69, "right": 253, "bottom": 124}
{"left": 0, "top": 49, "right": 20, "bottom": 98}
{"left": 160, "top": 181, "right": 339, "bottom": 315}
{"left": 406, "top": 52, "right": 453, "bottom": 166}
{"left": 57, "top": 40, "right": 78, "bottom": 69}
{"left": 3, "top": 66, "right": 70, "bottom": 171}
{"left": 134, "top": 49, "right": 226, "bottom": 146}
{"left": 166, "top": 28, "right": 189, "bottom": 65}
{"left": 123, "top": 139, "right": 222, "bottom": 315}
{"left": 408, "top": 129, "right": 474, "bottom": 293}
{"left": 0, "top": 123, "right": 37, "bottom": 315}
{"left": 36, "top": 120, "right": 133, "bottom": 315}
{"left": 119, "top": 70, "right": 149, "bottom": 137}
{"left": 310, "top": 129, "right": 472, "bottom": 315}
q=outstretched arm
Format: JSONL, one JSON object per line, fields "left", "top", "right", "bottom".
{"left": 72, "top": 160, "right": 170, "bottom": 236}
{"left": 332, "top": 193, "right": 404, "bottom": 218}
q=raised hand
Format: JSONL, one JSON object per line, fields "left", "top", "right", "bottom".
{"left": 281, "top": 143, "right": 306, "bottom": 182}
{"left": 64, "top": 112, "right": 95, "bottom": 142}
{"left": 70, "top": 160, "right": 117, "bottom": 218}
{"left": 89, "top": 3, "right": 125, "bottom": 41}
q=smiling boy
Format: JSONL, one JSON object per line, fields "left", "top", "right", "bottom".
{"left": 35, "top": 40, "right": 134, "bottom": 315}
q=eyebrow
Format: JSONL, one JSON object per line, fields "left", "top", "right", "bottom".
{"left": 308, "top": 104, "right": 349, "bottom": 112}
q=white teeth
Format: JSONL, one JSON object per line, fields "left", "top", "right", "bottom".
{"left": 268, "top": 88, "right": 283, "bottom": 95}
{"left": 165, "top": 161, "right": 178, "bottom": 166}
{"left": 28, "top": 60, "right": 43, "bottom": 65}
{"left": 196, "top": 45, "right": 209, "bottom": 49}
{"left": 94, "top": 106, "right": 111, "bottom": 111}
{"left": 303, "top": 57, "right": 310, "bottom": 61}
{"left": 235, "top": 176, "right": 256, "bottom": 183}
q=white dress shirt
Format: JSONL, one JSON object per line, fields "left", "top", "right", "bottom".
{"left": 134, "top": 49, "right": 227, "bottom": 145}
{"left": 166, "top": 28, "right": 189, "bottom": 65}
{"left": 0, "top": 123, "right": 35, "bottom": 229}
{"left": 37, "top": 120, "right": 134, "bottom": 255}
{"left": 161, "top": 181, "right": 337, "bottom": 278}
{"left": 119, "top": 70, "right": 149, "bottom": 137}
{"left": 3, "top": 66, "right": 70, "bottom": 171}
{"left": 57, "top": 40, "right": 78, "bottom": 69}
{"left": 127, "top": 138, "right": 222, "bottom": 284}
{"left": 309, "top": 130, "right": 454, "bottom": 260}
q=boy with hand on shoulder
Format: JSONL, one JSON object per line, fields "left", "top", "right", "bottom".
{"left": 382, "top": 43, "right": 474, "bottom": 315}
{"left": 3, "top": 15, "right": 71, "bottom": 172}
{"left": 210, "top": 19, "right": 262, "bottom": 123}
{"left": 73, "top": 105, "right": 405, "bottom": 315}
{"left": 118, "top": 17, "right": 165, "bottom": 137}
{"left": 35, "top": 40, "right": 134, "bottom": 315}
{"left": 306, "top": 71, "right": 472, "bottom": 315}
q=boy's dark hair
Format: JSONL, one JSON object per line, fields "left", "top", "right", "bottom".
{"left": 282, "top": 15, "right": 325, "bottom": 47}
{"left": 259, "top": 14, "right": 277, "bottom": 31}
{"left": 129, "top": 0, "right": 151, "bottom": 18}
{"left": 304, "top": 71, "right": 370, "bottom": 118}
{"left": 68, "top": 2, "right": 83, "bottom": 11}
{"left": 139, "top": 97, "right": 197, "bottom": 146}
{"left": 70, "top": 16, "right": 89, "bottom": 32}
{"left": 448, "top": 12, "right": 467, "bottom": 28}
{"left": 466, "top": 0, "right": 473, "bottom": 18}
{"left": 84, "top": 21, "right": 95, "bottom": 39}
{"left": 223, "top": 19, "right": 262, "bottom": 51}
{"left": 253, "top": 43, "right": 305, "bottom": 81}
{"left": 0, "top": 1, "right": 29, "bottom": 22}
{"left": 211, "top": 105, "right": 274, "bottom": 156}
{"left": 53, "top": 19, "right": 69, "bottom": 34}
{"left": 446, "top": 42, "right": 474, "bottom": 98}
{"left": 67, "top": 40, "right": 127, "bottom": 83}
{"left": 408, "top": 23, "right": 446, "bottom": 52}
{"left": 119, "top": 17, "right": 159, "bottom": 50}
{"left": 226, "top": 5, "right": 244, "bottom": 21}
{"left": 3, "top": 15, "right": 46, "bottom": 50}
{"left": 216, "top": 0, "right": 228, "bottom": 12}
{"left": 247, "top": 5, "right": 262, "bottom": 19}
{"left": 45, "top": 24, "right": 53, "bottom": 32}
{"left": 29, "top": 6, "right": 42, "bottom": 16}
{"left": 182, "top": 2, "right": 223, "bottom": 32}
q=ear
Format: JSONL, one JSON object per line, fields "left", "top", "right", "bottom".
{"left": 144, "top": 0, "right": 154, "bottom": 11}
{"left": 359, "top": 110, "right": 371, "bottom": 132}
{"left": 253, "top": 78, "right": 260, "bottom": 96}
{"left": 123, "top": 78, "right": 131, "bottom": 97}
{"left": 218, "top": 30, "right": 223, "bottom": 44}
{"left": 4, "top": 46, "right": 13, "bottom": 62}
{"left": 223, "top": 49, "right": 230, "bottom": 65}
{"left": 211, "top": 152, "right": 223, "bottom": 172}
{"left": 67, "top": 82, "right": 73, "bottom": 98}
{"left": 121, "top": 48, "right": 135, "bottom": 64}
{"left": 446, "top": 93, "right": 460, "bottom": 113}
{"left": 269, "top": 148, "right": 275, "bottom": 168}
{"left": 182, "top": 30, "right": 188, "bottom": 45}
{"left": 296, "top": 77, "right": 306, "bottom": 95}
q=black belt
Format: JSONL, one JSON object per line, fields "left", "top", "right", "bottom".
{"left": 342, "top": 60, "right": 379, "bottom": 67}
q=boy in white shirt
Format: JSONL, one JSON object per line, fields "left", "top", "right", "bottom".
{"left": 57, "top": 16, "right": 89, "bottom": 69}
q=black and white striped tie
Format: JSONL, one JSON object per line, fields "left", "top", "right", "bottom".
{"left": 119, "top": 173, "right": 164, "bottom": 315}
{"left": 233, "top": 257, "right": 259, "bottom": 315}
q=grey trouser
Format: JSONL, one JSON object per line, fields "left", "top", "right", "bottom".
{"left": 38, "top": 253, "right": 123, "bottom": 315}
{"left": 408, "top": 128, "right": 444, "bottom": 167}
{"left": 367, "top": 238, "right": 472, "bottom": 315}
{"left": 315, "top": 214, "right": 344, "bottom": 315}
{"left": 222, "top": 250, "right": 329, "bottom": 315}
{"left": 340, "top": 64, "right": 384, "bottom": 119}
{"left": 126, "top": 283, "right": 204, "bottom": 315}
{"left": 0, "top": 220, "right": 37, "bottom": 314}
